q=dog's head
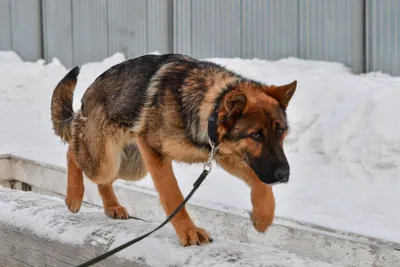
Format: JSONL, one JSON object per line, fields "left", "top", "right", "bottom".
{"left": 217, "top": 80, "right": 297, "bottom": 185}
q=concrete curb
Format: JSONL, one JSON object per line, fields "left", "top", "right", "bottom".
{"left": 1, "top": 154, "right": 399, "bottom": 267}
{"left": 0, "top": 187, "right": 339, "bottom": 267}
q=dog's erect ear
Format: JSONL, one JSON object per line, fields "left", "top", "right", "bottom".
{"left": 265, "top": 80, "right": 297, "bottom": 109}
{"left": 223, "top": 93, "right": 247, "bottom": 117}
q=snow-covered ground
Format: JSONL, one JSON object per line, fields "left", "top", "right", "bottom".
{"left": 0, "top": 187, "right": 338, "bottom": 267}
{"left": 0, "top": 50, "right": 399, "bottom": 244}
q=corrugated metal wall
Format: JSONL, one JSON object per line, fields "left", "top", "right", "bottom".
{"left": 0, "top": 0, "right": 399, "bottom": 76}
{"left": 0, "top": 0, "right": 12, "bottom": 51}
{"left": 42, "top": 0, "right": 171, "bottom": 66}
{"left": 366, "top": 0, "right": 400, "bottom": 76}
{"left": 173, "top": 0, "right": 298, "bottom": 60}
{"left": 173, "top": 0, "right": 364, "bottom": 73}
{"left": 298, "top": 0, "right": 365, "bottom": 73}
{"left": 241, "top": 0, "right": 298, "bottom": 60}
{"left": 0, "top": 0, "right": 42, "bottom": 62}
{"left": 42, "top": 0, "right": 73, "bottom": 67}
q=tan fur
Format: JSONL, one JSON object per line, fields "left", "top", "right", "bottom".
{"left": 119, "top": 143, "right": 148, "bottom": 181}
{"left": 163, "top": 139, "right": 209, "bottom": 163}
{"left": 217, "top": 158, "right": 275, "bottom": 232}
{"left": 136, "top": 137, "right": 211, "bottom": 246}
{"left": 65, "top": 147, "right": 84, "bottom": 213}
{"left": 98, "top": 183, "right": 129, "bottom": 219}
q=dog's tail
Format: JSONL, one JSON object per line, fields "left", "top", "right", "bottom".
{"left": 51, "top": 66, "right": 80, "bottom": 143}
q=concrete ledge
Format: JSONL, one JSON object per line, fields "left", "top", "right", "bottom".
{"left": 1, "top": 154, "right": 399, "bottom": 267}
{"left": 0, "top": 188, "right": 337, "bottom": 267}
{"left": 0, "top": 154, "right": 12, "bottom": 181}
{"left": 0, "top": 224, "right": 139, "bottom": 267}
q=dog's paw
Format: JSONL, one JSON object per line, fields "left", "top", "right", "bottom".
{"left": 178, "top": 227, "right": 213, "bottom": 246}
{"left": 251, "top": 211, "right": 274, "bottom": 233}
{"left": 105, "top": 205, "right": 129, "bottom": 220}
{"left": 65, "top": 196, "right": 82, "bottom": 213}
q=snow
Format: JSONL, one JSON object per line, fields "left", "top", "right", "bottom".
{"left": 0, "top": 187, "right": 338, "bottom": 267}
{"left": 0, "top": 50, "right": 399, "bottom": 244}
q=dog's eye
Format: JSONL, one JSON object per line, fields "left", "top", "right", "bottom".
{"left": 276, "top": 127, "right": 285, "bottom": 137}
{"left": 251, "top": 132, "right": 262, "bottom": 141}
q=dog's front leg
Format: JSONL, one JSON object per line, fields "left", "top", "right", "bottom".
{"left": 218, "top": 159, "right": 275, "bottom": 232}
{"left": 136, "top": 138, "right": 212, "bottom": 246}
{"left": 249, "top": 181, "right": 275, "bottom": 232}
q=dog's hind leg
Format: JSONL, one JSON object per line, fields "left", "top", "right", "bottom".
{"left": 136, "top": 137, "right": 212, "bottom": 246}
{"left": 93, "top": 143, "right": 147, "bottom": 220}
{"left": 88, "top": 135, "right": 131, "bottom": 220}
{"left": 65, "top": 147, "right": 84, "bottom": 213}
{"left": 97, "top": 183, "right": 129, "bottom": 219}
{"left": 72, "top": 117, "right": 131, "bottom": 220}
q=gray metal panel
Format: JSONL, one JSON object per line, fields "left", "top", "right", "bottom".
{"left": 174, "top": 0, "right": 241, "bottom": 58}
{"left": 173, "top": 0, "right": 191, "bottom": 55}
{"left": 191, "top": 0, "right": 241, "bottom": 58}
{"left": 42, "top": 0, "right": 73, "bottom": 67}
{"left": 299, "top": 0, "right": 364, "bottom": 73}
{"left": 0, "top": 0, "right": 12, "bottom": 50}
{"left": 241, "top": 0, "right": 298, "bottom": 60}
{"left": 366, "top": 0, "right": 400, "bottom": 76}
{"left": 147, "top": 0, "right": 172, "bottom": 54}
{"left": 107, "top": 0, "right": 147, "bottom": 59}
{"left": 9, "top": 0, "right": 42, "bottom": 61}
{"left": 72, "top": 0, "right": 108, "bottom": 65}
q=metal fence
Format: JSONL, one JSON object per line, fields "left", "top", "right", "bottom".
{"left": 0, "top": 0, "right": 399, "bottom": 76}
{"left": 366, "top": 0, "right": 400, "bottom": 76}
{"left": 0, "top": 0, "right": 42, "bottom": 62}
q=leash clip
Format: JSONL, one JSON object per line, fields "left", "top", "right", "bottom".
{"left": 204, "top": 139, "right": 219, "bottom": 172}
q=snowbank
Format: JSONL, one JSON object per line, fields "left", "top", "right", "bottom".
{"left": 0, "top": 50, "right": 399, "bottom": 243}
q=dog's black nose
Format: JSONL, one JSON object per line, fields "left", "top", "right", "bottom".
{"left": 274, "top": 168, "right": 290, "bottom": 183}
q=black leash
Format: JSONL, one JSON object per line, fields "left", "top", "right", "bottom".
{"left": 76, "top": 102, "right": 221, "bottom": 267}
{"left": 76, "top": 141, "right": 219, "bottom": 267}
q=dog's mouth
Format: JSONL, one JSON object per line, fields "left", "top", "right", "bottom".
{"left": 268, "top": 179, "right": 289, "bottom": 186}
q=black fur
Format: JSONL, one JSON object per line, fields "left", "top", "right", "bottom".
{"left": 80, "top": 54, "right": 238, "bottom": 149}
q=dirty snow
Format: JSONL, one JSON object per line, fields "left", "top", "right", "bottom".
{"left": 0, "top": 187, "right": 338, "bottom": 267}
{"left": 0, "top": 50, "right": 399, "bottom": 244}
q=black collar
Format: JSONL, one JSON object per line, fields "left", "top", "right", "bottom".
{"left": 207, "top": 102, "right": 220, "bottom": 146}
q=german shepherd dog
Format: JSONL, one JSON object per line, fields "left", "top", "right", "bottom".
{"left": 51, "top": 54, "right": 296, "bottom": 246}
